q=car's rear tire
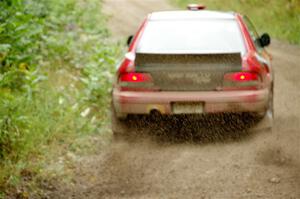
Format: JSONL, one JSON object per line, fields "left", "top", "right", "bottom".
{"left": 255, "top": 83, "right": 274, "bottom": 118}
{"left": 268, "top": 84, "right": 274, "bottom": 119}
{"left": 111, "top": 102, "right": 128, "bottom": 137}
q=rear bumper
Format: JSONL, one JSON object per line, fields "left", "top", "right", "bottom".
{"left": 113, "top": 88, "right": 269, "bottom": 117}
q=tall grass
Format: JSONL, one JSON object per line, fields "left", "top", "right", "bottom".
{"left": 173, "top": 0, "right": 300, "bottom": 44}
{"left": 0, "top": 0, "right": 119, "bottom": 195}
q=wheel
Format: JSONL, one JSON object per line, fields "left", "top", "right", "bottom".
{"left": 254, "top": 83, "right": 274, "bottom": 120}
{"left": 111, "top": 102, "right": 128, "bottom": 137}
{"left": 251, "top": 85, "right": 274, "bottom": 131}
{"left": 268, "top": 83, "right": 274, "bottom": 119}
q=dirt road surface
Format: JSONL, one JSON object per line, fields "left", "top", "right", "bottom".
{"left": 51, "top": 0, "right": 300, "bottom": 198}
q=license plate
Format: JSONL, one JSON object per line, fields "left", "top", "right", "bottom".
{"left": 172, "top": 102, "right": 204, "bottom": 114}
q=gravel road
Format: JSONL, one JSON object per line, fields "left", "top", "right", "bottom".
{"left": 51, "top": 0, "right": 300, "bottom": 198}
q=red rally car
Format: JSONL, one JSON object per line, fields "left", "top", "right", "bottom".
{"left": 111, "top": 5, "right": 273, "bottom": 134}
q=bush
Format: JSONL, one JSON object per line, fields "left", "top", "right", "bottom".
{"left": 0, "top": 0, "right": 118, "bottom": 194}
{"left": 0, "top": 0, "right": 46, "bottom": 90}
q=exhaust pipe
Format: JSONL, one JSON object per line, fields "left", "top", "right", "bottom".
{"left": 149, "top": 109, "right": 163, "bottom": 121}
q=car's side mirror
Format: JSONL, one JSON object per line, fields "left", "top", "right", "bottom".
{"left": 260, "top": 33, "right": 271, "bottom": 47}
{"left": 127, "top": 35, "right": 134, "bottom": 47}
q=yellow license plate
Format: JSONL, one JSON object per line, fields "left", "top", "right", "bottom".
{"left": 172, "top": 102, "right": 204, "bottom": 114}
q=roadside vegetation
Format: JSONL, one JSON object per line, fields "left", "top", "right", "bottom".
{"left": 0, "top": 0, "right": 119, "bottom": 197}
{"left": 0, "top": 0, "right": 298, "bottom": 197}
{"left": 173, "top": 0, "right": 300, "bottom": 45}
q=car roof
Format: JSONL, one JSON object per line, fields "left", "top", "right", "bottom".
{"left": 149, "top": 10, "right": 236, "bottom": 21}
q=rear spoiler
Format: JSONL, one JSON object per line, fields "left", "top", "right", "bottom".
{"left": 135, "top": 53, "right": 241, "bottom": 65}
{"left": 135, "top": 53, "right": 242, "bottom": 71}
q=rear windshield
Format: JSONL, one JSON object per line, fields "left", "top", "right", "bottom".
{"left": 137, "top": 19, "right": 246, "bottom": 54}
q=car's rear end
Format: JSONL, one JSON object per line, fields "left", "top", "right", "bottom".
{"left": 112, "top": 11, "right": 272, "bottom": 125}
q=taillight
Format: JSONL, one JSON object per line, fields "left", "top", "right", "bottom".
{"left": 223, "top": 72, "right": 261, "bottom": 90}
{"left": 120, "top": 73, "right": 152, "bottom": 82}
{"left": 118, "top": 72, "right": 156, "bottom": 91}
{"left": 224, "top": 72, "right": 259, "bottom": 81}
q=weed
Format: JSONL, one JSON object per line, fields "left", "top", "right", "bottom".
{"left": 0, "top": 0, "right": 118, "bottom": 194}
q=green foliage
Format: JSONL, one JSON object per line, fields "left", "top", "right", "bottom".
{"left": 0, "top": 0, "right": 118, "bottom": 193}
{"left": 172, "top": 0, "right": 300, "bottom": 44}
{"left": 0, "top": 0, "right": 46, "bottom": 91}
